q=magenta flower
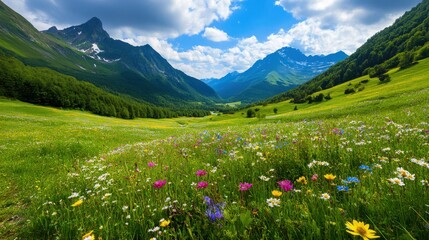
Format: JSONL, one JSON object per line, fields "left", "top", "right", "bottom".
{"left": 197, "top": 181, "right": 209, "bottom": 189}
{"left": 196, "top": 170, "right": 207, "bottom": 177}
{"left": 153, "top": 180, "right": 167, "bottom": 189}
{"left": 277, "top": 180, "right": 293, "bottom": 192}
{"left": 148, "top": 162, "right": 156, "bottom": 167}
{"left": 239, "top": 182, "right": 253, "bottom": 191}
{"left": 311, "top": 174, "right": 318, "bottom": 182}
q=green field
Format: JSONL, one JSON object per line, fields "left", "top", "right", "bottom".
{"left": 1, "top": 58, "right": 429, "bottom": 239}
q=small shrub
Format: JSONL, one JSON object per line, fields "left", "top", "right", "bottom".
{"left": 344, "top": 88, "right": 355, "bottom": 94}
{"left": 378, "top": 74, "right": 391, "bottom": 83}
{"left": 360, "top": 79, "right": 369, "bottom": 84}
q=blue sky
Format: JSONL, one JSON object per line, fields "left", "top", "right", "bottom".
{"left": 3, "top": 0, "right": 422, "bottom": 79}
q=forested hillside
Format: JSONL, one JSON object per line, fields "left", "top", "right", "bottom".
{"left": 267, "top": 0, "right": 429, "bottom": 104}
{"left": 0, "top": 51, "right": 210, "bottom": 119}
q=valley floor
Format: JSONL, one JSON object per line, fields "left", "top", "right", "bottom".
{"left": 1, "top": 59, "right": 429, "bottom": 239}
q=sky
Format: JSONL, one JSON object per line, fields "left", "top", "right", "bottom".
{"left": 3, "top": 0, "right": 423, "bottom": 79}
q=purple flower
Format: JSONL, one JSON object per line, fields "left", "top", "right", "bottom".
{"left": 197, "top": 181, "right": 209, "bottom": 189}
{"left": 239, "top": 182, "right": 253, "bottom": 191}
{"left": 277, "top": 180, "right": 293, "bottom": 192}
{"left": 153, "top": 180, "right": 167, "bottom": 189}
{"left": 203, "top": 196, "right": 225, "bottom": 222}
{"left": 196, "top": 170, "right": 207, "bottom": 176}
{"left": 148, "top": 162, "right": 156, "bottom": 168}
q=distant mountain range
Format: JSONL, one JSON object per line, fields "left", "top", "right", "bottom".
{"left": 0, "top": 1, "right": 218, "bottom": 109}
{"left": 204, "top": 47, "right": 347, "bottom": 103}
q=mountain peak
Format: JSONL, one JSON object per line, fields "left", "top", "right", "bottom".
{"left": 83, "top": 17, "right": 103, "bottom": 30}
{"left": 46, "top": 17, "right": 110, "bottom": 45}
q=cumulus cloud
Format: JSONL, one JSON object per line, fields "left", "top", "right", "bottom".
{"left": 274, "top": 0, "right": 421, "bottom": 26}
{"left": 203, "top": 27, "right": 230, "bottom": 42}
{"left": 5, "top": 0, "right": 234, "bottom": 38}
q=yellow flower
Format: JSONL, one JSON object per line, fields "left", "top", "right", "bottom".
{"left": 160, "top": 219, "right": 170, "bottom": 227}
{"left": 296, "top": 176, "right": 307, "bottom": 184}
{"left": 346, "top": 220, "right": 380, "bottom": 240}
{"left": 272, "top": 190, "right": 282, "bottom": 197}
{"left": 82, "top": 230, "right": 94, "bottom": 240}
{"left": 324, "top": 174, "right": 336, "bottom": 181}
{"left": 72, "top": 199, "right": 83, "bottom": 207}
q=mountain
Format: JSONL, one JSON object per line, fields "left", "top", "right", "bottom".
{"left": 0, "top": 1, "right": 218, "bottom": 109}
{"left": 267, "top": 0, "right": 429, "bottom": 104}
{"left": 205, "top": 47, "right": 347, "bottom": 103}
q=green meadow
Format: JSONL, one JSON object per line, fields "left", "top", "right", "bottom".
{"left": 1, "top": 59, "right": 429, "bottom": 239}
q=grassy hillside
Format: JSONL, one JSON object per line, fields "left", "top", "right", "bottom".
{"left": 0, "top": 58, "right": 428, "bottom": 239}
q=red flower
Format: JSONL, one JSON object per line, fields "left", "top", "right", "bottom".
{"left": 197, "top": 181, "right": 208, "bottom": 189}
{"left": 239, "top": 182, "right": 253, "bottom": 191}
{"left": 153, "top": 180, "right": 167, "bottom": 189}
{"left": 196, "top": 170, "right": 207, "bottom": 176}
{"left": 277, "top": 180, "right": 293, "bottom": 192}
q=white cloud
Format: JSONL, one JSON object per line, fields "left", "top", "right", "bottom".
{"left": 203, "top": 27, "right": 230, "bottom": 42}
{"left": 4, "top": 0, "right": 235, "bottom": 38}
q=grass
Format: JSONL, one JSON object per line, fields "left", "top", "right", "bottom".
{"left": 0, "top": 58, "right": 429, "bottom": 239}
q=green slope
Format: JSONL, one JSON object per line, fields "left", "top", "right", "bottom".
{"left": 267, "top": 0, "right": 429, "bottom": 104}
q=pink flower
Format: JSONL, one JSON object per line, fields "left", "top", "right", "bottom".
{"left": 197, "top": 181, "right": 208, "bottom": 189}
{"left": 239, "top": 182, "right": 253, "bottom": 191}
{"left": 277, "top": 180, "right": 293, "bottom": 192}
{"left": 153, "top": 180, "right": 167, "bottom": 189}
{"left": 196, "top": 170, "right": 207, "bottom": 177}
{"left": 148, "top": 162, "right": 156, "bottom": 168}
{"left": 311, "top": 174, "right": 318, "bottom": 182}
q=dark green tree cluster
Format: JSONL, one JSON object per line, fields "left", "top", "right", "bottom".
{"left": 266, "top": 0, "right": 429, "bottom": 104}
{"left": 0, "top": 53, "right": 210, "bottom": 119}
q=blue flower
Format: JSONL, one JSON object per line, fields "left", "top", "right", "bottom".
{"left": 203, "top": 196, "right": 225, "bottom": 222}
{"left": 359, "top": 165, "right": 372, "bottom": 172}
{"left": 337, "top": 185, "right": 349, "bottom": 192}
{"left": 346, "top": 177, "right": 360, "bottom": 183}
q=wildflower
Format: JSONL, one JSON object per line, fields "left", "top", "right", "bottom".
{"left": 148, "top": 162, "right": 156, "bottom": 167}
{"left": 278, "top": 180, "right": 293, "bottom": 192}
{"left": 324, "top": 174, "right": 336, "bottom": 181}
{"left": 387, "top": 178, "right": 405, "bottom": 186}
{"left": 296, "top": 176, "right": 307, "bottom": 185}
{"left": 346, "top": 177, "right": 360, "bottom": 183}
{"left": 395, "top": 167, "right": 415, "bottom": 180}
{"left": 239, "top": 182, "right": 253, "bottom": 191}
{"left": 204, "top": 196, "right": 225, "bottom": 222}
{"left": 148, "top": 226, "right": 160, "bottom": 232}
{"left": 196, "top": 170, "right": 207, "bottom": 176}
{"left": 259, "top": 175, "right": 270, "bottom": 181}
{"left": 197, "top": 181, "right": 209, "bottom": 189}
{"left": 266, "top": 198, "right": 281, "bottom": 207}
{"left": 153, "top": 180, "right": 167, "bottom": 189}
{"left": 159, "top": 219, "right": 170, "bottom": 227}
{"left": 122, "top": 206, "right": 128, "bottom": 212}
{"left": 421, "top": 179, "right": 429, "bottom": 186}
{"left": 337, "top": 186, "right": 349, "bottom": 192}
{"left": 320, "top": 193, "right": 330, "bottom": 200}
{"left": 345, "top": 220, "right": 380, "bottom": 239}
{"left": 82, "top": 230, "right": 94, "bottom": 240}
{"left": 68, "top": 192, "right": 79, "bottom": 199}
{"left": 359, "top": 165, "right": 372, "bottom": 172}
{"left": 71, "top": 199, "right": 83, "bottom": 207}
{"left": 311, "top": 174, "right": 318, "bottom": 181}
{"left": 272, "top": 190, "right": 282, "bottom": 197}
{"left": 308, "top": 160, "right": 330, "bottom": 168}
